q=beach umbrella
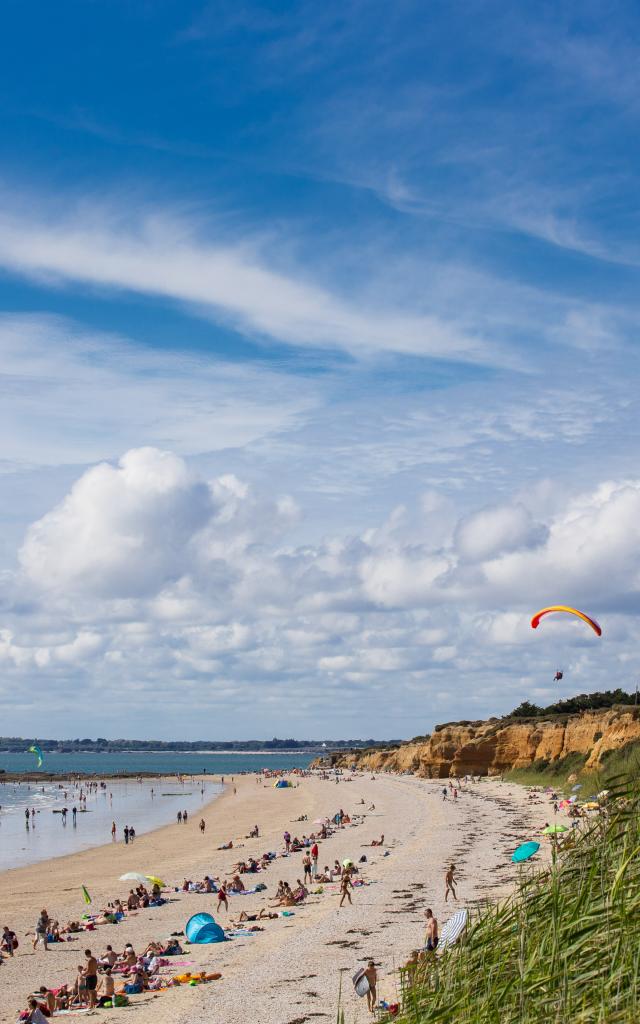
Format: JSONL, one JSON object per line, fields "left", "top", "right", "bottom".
{"left": 438, "top": 908, "right": 468, "bottom": 950}
{"left": 543, "top": 824, "right": 568, "bottom": 835}
{"left": 145, "top": 875, "right": 165, "bottom": 887}
{"left": 572, "top": 784, "right": 582, "bottom": 791}
{"left": 342, "top": 858, "right": 353, "bottom": 868}
{"left": 511, "top": 841, "right": 540, "bottom": 863}
{"left": 120, "top": 872, "right": 150, "bottom": 884}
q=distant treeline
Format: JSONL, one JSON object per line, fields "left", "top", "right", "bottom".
{"left": 0, "top": 736, "right": 392, "bottom": 753}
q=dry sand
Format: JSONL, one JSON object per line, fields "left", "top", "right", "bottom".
{"left": 0, "top": 772, "right": 552, "bottom": 1024}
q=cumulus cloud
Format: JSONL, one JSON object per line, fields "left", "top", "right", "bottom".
{"left": 4, "top": 448, "right": 640, "bottom": 737}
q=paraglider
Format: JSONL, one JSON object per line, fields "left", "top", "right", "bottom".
{"left": 553, "top": 670, "right": 563, "bottom": 682}
{"left": 28, "top": 743, "right": 44, "bottom": 768}
{"left": 531, "top": 606, "right": 601, "bottom": 637}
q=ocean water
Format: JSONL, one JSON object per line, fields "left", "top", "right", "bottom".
{"left": 0, "top": 750, "right": 313, "bottom": 872}
{"left": 0, "top": 749, "right": 315, "bottom": 776}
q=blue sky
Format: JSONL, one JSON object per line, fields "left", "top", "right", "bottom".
{"left": 1, "top": 1, "right": 640, "bottom": 740}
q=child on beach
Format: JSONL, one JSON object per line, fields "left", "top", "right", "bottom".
{"left": 445, "top": 864, "right": 458, "bottom": 902}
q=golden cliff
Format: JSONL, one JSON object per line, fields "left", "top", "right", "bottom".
{"left": 320, "top": 706, "right": 640, "bottom": 778}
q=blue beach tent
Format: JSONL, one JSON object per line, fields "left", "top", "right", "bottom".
{"left": 185, "top": 912, "right": 226, "bottom": 944}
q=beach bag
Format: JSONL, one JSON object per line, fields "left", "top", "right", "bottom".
{"left": 113, "top": 995, "right": 129, "bottom": 1007}
{"left": 255, "top": 883, "right": 267, "bottom": 891}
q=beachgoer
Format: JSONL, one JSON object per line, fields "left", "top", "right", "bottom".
{"left": 339, "top": 873, "right": 353, "bottom": 907}
{"left": 310, "top": 841, "right": 319, "bottom": 876}
{"left": 424, "top": 908, "right": 439, "bottom": 950}
{"left": 302, "top": 853, "right": 312, "bottom": 884}
{"left": 217, "top": 884, "right": 228, "bottom": 913}
{"left": 33, "top": 909, "right": 49, "bottom": 951}
{"left": 26, "top": 999, "right": 48, "bottom": 1024}
{"left": 1, "top": 925, "right": 18, "bottom": 955}
{"left": 183, "top": 809, "right": 188, "bottom": 822}
{"left": 124, "top": 825, "right": 130, "bottom": 844}
{"left": 177, "top": 811, "right": 182, "bottom": 824}
{"left": 129, "top": 826, "right": 136, "bottom": 842}
{"left": 199, "top": 818, "right": 206, "bottom": 834}
{"left": 72, "top": 806, "right": 77, "bottom": 823}
{"left": 445, "top": 864, "right": 458, "bottom": 902}
{"left": 84, "top": 949, "right": 98, "bottom": 1008}
{"left": 284, "top": 830, "right": 291, "bottom": 851}
{"left": 97, "top": 969, "right": 115, "bottom": 1007}
{"left": 38, "top": 987, "right": 56, "bottom": 1014}
{"left": 111, "top": 821, "right": 116, "bottom": 841}
{"left": 364, "top": 961, "right": 377, "bottom": 1012}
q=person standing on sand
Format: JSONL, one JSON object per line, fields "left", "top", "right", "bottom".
{"left": 424, "top": 908, "right": 439, "bottom": 950}
{"left": 84, "top": 949, "right": 98, "bottom": 1009}
{"left": 284, "top": 830, "right": 291, "bottom": 852}
{"left": 177, "top": 811, "right": 182, "bottom": 824}
{"left": 111, "top": 821, "right": 116, "bottom": 841}
{"left": 33, "top": 909, "right": 49, "bottom": 951}
{"left": 123, "top": 825, "right": 129, "bottom": 845}
{"left": 303, "top": 853, "right": 312, "bottom": 884}
{"left": 183, "top": 809, "right": 188, "bottom": 823}
{"left": 445, "top": 864, "right": 458, "bottom": 902}
{"left": 339, "top": 872, "right": 353, "bottom": 907}
{"left": 199, "top": 818, "right": 206, "bottom": 834}
{"left": 217, "top": 884, "right": 228, "bottom": 914}
{"left": 364, "top": 961, "right": 377, "bottom": 1012}
{"left": 311, "top": 841, "right": 319, "bottom": 877}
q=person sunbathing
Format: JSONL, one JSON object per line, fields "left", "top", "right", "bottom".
{"left": 228, "top": 874, "right": 245, "bottom": 892}
{"left": 218, "top": 840, "right": 233, "bottom": 850}
{"left": 98, "top": 944, "right": 118, "bottom": 967}
{"left": 371, "top": 834, "right": 385, "bottom": 846}
{"left": 292, "top": 879, "right": 308, "bottom": 902}
{"left": 37, "top": 987, "right": 56, "bottom": 1015}
{"left": 270, "top": 882, "right": 296, "bottom": 906}
{"left": 234, "top": 908, "right": 277, "bottom": 922}
{"left": 126, "top": 890, "right": 140, "bottom": 910}
{"left": 60, "top": 919, "right": 82, "bottom": 934}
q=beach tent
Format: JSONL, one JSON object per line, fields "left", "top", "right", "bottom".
{"left": 274, "top": 779, "right": 291, "bottom": 788}
{"left": 438, "top": 908, "right": 468, "bottom": 950}
{"left": 185, "top": 913, "right": 226, "bottom": 944}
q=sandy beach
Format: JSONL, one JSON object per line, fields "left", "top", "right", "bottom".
{"left": 0, "top": 772, "right": 551, "bottom": 1024}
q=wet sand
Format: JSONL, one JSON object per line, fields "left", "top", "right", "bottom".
{"left": 0, "top": 773, "right": 550, "bottom": 1024}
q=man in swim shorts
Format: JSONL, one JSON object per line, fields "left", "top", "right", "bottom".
{"left": 84, "top": 949, "right": 98, "bottom": 1008}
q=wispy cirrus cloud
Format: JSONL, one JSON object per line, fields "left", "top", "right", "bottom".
{"left": 0, "top": 196, "right": 507, "bottom": 366}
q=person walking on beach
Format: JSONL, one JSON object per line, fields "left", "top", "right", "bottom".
{"left": 123, "top": 825, "right": 130, "bottom": 845}
{"left": 445, "top": 864, "right": 458, "bottom": 902}
{"left": 111, "top": 821, "right": 116, "bottom": 841}
{"left": 339, "top": 872, "right": 353, "bottom": 907}
{"left": 177, "top": 811, "right": 182, "bottom": 824}
{"left": 183, "top": 809, "right": 188, "bottom": 823}
{"left": 199, "top": 818, "right": 206, "bottom": 834}
{"left": 33, "top": 909, "right": 49, "bottom": 951}
{"left": 217, "top": 884, "right": 228, "bottom": 914}
{"left": 424, "top": 908, "right": 439, "bottom": 950}
{"left": 72, "top": 806, "right": 77, "bottom": 824}
{"left": 129, "top": 826, "right": 135, "bottom": 842}
{"left": 364, "top": 961, "right": 377, "bottom": 1012}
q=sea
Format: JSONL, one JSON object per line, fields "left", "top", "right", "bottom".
{"left": 0, "top": 750, "right": 315, "bottom": 872}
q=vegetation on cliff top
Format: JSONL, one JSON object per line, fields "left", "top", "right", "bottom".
{"left": 397, "top": 773, "right": 640, "bottom": 1023}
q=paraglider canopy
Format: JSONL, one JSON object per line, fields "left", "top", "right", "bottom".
{"left": 531, "top": 606, "right": 601, "bottom": 636}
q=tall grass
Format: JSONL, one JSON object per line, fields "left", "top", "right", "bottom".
{"left": 397, "top": 774, "right": 640, "bottom": 1023}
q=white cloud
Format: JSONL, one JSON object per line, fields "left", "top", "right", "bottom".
{"left": 3, "top": 448, "right": 640, "bottom": 738}
{"left": 0, "top": 198, "right": 503, "bottom": 365}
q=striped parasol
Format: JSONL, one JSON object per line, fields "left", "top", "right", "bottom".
{"left": 439, "top": 908, "right": 468, "bottom": 950}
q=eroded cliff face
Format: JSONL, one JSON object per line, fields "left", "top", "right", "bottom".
{"left": 322, "top": 706, "right": 640, "bottom": 777}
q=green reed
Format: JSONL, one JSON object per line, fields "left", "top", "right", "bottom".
{"left": 397, "top": 774, "right": 640, "bottom": 1024}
